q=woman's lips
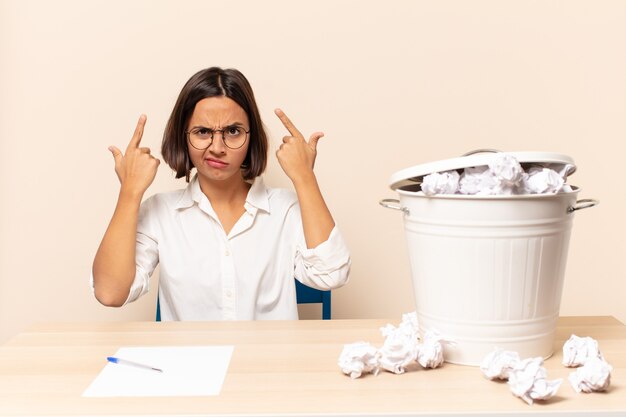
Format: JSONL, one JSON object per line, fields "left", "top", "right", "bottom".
{"left": 206, "top": 158, "right": 229, "bottom": 169}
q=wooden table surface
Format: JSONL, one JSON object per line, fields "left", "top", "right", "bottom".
{"left": 0, "top": 317, "right": 624, "bottom": 416}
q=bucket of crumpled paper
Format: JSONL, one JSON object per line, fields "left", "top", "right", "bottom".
{"left": 380, "top": 150, "right": 598, "bottom": 366}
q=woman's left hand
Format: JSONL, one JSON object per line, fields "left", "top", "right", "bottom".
{"left": 275, "top": 108, "right": 324, "bottom": 185}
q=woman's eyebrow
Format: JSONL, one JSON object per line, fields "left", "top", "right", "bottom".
{"left": 190, "top": 121, "right": 246, "bottom": 129}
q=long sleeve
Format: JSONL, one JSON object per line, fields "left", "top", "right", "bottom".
{"left": 294, "top": 223, "right": 351, "bottom": 291}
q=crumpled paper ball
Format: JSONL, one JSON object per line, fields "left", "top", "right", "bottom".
{"left": 562, "top": 334, "right": 603, "bottom": 367}
{"left": 508, "top": 357, "right": 562, "bottom": 405}
{"left": 569, "top": 356, "right": 613, "bottom": 393}
{"left": 379, "top": 323, "right": 419, "bottom": 374}
{"left": 416, "top": 330, "right": 452, "bottom": 369}
{"left": 422, "top": 170, "right": 460, "bottom": 196}
{"left": 338, "top": 341, "right": 380, "bottom": 379}
{"left": 480, "top": 349, "right": 520, "bottom": 380}
{"left": 522, "top": 167, "right": 565, "bottom": 194}
{"left": 489, "top": 153, "right": 525, "bottom": 193}
{"left": 459, "top": 166, "right": 497, "bottom": 195}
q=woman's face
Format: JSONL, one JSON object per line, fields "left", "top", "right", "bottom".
{"left": 186, "top": 96, "right": 250, "bottom": 186}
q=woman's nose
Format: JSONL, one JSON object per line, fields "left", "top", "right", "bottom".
{"left": 208, "top": 133, "right": 226, "bottom": 154}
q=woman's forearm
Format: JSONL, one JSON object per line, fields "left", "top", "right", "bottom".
{"left": 292, "top": 172, "right": 335, "bottom": 248}
{"left": 92, "top": 188, "right": 143, "bottom": 307}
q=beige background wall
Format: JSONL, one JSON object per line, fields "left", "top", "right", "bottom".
{"left": 1, "top": 0, "right": 625, "bottom": 343}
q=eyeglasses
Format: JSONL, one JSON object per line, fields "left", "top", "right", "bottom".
{"left": 186, "top": 125, "right": 250, "bottom": 150}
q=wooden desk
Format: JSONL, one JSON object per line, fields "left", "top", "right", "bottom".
{"left": 0, "top": 317, "right": 624, "bottom": 416}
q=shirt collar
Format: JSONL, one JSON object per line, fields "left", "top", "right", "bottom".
{"left": 245, "top": 176, "right": 270, "bottom": 213}
{"left": 174, "top": 174, "right": 270, "bottom": 213}
{"left": 174, "top": 175, "right": 199, "bottom": 209}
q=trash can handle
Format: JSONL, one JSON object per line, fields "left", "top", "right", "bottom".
{"left": 568, "top": 199, "right": 599, "bottom": 213}
{"left": 462, "top": 148, "right": 502, "bottom": 156}
{"left": 379, "top": 198, "right": 409, "bottom": 215}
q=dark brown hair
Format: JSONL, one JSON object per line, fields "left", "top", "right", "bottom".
{"left": 162, "top": 67, "right": 268, "bottom": 181}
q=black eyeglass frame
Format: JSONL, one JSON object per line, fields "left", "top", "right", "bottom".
{"left": 185, "top": 127, "right": 250, "bottom": 150}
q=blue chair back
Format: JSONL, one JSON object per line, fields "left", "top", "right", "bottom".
{"left": 156, "top": 280, "right": 331, "bottom": 321}
{"left": 294, "top": 280, "right": 331, "bottom": 320}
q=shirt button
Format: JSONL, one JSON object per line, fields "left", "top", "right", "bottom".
{"left": 225, "top": 290, "right": 233, "bottom": 298}
{"left": 225, "top": 250, "right": 230, "bottom": 256}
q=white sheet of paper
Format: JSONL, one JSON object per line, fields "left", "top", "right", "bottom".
{"left": 82, "top": 345, "right": 234, "bottom": 397}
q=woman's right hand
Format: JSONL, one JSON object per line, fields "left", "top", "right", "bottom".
{"left": 108, "top": 115, "right": 160, "bottom": 195}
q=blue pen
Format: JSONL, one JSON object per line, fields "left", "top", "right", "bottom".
{"left": 107, "top": 356, "right": 163, "bottom": 373}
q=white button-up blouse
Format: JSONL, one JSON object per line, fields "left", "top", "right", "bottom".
{"left": 122, "top": 175, "right": 351, "bottom": 321}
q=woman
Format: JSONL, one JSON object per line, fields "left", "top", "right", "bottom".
{"left": 92, "top": 67, "right": 351, "bottom": 320}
